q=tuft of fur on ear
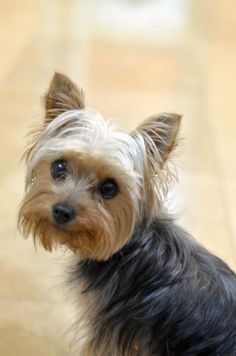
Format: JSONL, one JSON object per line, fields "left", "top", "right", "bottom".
{"left": 133, "top": 113, "right": 181, "bottom": 164}
{"left": 44, "top": 72, "right": 85, "bottom": 123}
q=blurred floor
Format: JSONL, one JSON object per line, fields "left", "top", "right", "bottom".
{"left": 0, "top": 0, "right": 236, "bottom": 355}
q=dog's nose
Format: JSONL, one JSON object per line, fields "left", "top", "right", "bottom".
{"left": 52, "top": 203, "right": 76, "bottom": 224}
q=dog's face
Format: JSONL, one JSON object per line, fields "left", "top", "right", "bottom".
{"left": 18, "top": 73, "right": 181, "bottom": 260}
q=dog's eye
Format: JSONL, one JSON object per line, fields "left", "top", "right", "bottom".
{"left": 99, "top": 179, "right": 119, "bottom": 200}
{"left": 51, "top": 159, "right": 67, "bottom": 180}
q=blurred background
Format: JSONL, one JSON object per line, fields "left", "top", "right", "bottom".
{"left": 0, "top": 0, "right": 236, "bottom": 355}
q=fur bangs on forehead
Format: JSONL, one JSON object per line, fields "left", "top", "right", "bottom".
{"left": 28, "top": 110, "right": 167, "bottom": 166}
{"left": 25, "top": 109, "right": 143, "bottom": 182}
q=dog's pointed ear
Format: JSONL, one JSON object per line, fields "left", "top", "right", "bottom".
{"left": 132, "top": 113, "right": 181, "bottom": 164}
{"left": 44, "top": 72, "right": 85, "bottom": 123}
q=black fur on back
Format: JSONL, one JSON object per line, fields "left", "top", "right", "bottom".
{"left": 71, "top": 218, "right": 236, "bottom": 355}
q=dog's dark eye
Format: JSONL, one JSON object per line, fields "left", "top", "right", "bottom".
{"left": 99, "top": 179, "right": 119, "bottom": 200}
{"left": 51, "top": 159, "right": 67, "bottom": 180}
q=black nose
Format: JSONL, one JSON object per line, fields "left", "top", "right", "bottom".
{"left": 52, "top": 203, "right": 76, "bottom": 224}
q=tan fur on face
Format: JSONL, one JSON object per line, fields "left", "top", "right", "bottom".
{"left": 19, "top": 150, "right": 139, "bottom": 260}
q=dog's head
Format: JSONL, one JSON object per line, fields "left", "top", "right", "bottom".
{"left": 18, "top": 73, "right": 181, "bottom": 260}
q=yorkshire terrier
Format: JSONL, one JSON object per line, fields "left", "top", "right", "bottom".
{"left": 18, "top": 73, "right": 236, "bottom": 355}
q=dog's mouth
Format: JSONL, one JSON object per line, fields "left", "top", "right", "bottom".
{"left": 19, "top": 214, "right": 96, "bottom": 254}
{"left": 19, "top": 212, "right": 112, "bottom": 260}
{"left": 52, "top": 222, "right": 71, "bottom": 232}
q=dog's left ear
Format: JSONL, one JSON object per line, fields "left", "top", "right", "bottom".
{"left": 132, "top": 113, "right": 181, "bottom": 164}
{"left": 44, "top": 72, "right": 85, "bottom": 123}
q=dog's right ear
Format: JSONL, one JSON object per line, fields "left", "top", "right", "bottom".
{"left": 44, "top": 72, "right": 85, "bottom": 123}
{"left": 132, "top": 113, "right": 181, "bottom": 165}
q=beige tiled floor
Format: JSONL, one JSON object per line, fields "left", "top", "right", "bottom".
{"left": 0, "top": 0, "right": 235, "bottom": 355}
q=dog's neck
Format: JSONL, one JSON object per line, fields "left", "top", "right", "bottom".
{"left": 72, "top": 216, "right": 192, "bottom": 293}
{"left": 69, "top": 217, "right": 192, "bottom": 355}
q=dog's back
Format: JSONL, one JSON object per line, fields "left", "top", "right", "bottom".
{"left": 74, "top": 217, "right": 236, "bottom": 355}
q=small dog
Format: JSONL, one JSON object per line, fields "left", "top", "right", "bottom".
{"left": 18, "top": 73, "right": 236, "bottom": 355}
